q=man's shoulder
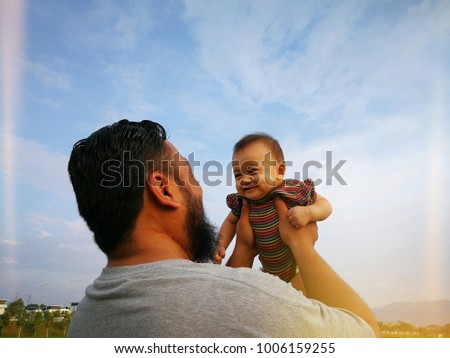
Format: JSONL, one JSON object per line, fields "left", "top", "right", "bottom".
{"left": 98, "top": 260, "right": 299, "bottom": 302}
{"left": 72, "top": 260, "right": 375, "bottom": 337}
{"left": 176, "top": 261, "right": 305, "bottom": 301}
{"left": 142, "top": 260, "right": 291, "bottom": 289}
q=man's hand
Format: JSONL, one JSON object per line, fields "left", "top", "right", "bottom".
{"left": 275, "top": 198, "right": 318, "bottom": 249}
{"left": 226, "top": 199, "right": 257, "bottom": 267}
{"left": 276, "top": 198, "right": 380, "bottom": 337}
{"left": 236, "top": 199, "right": 257, "bottom": 254}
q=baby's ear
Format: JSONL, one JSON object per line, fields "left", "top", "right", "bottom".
{"left": 278, "top": 162, "right": 286, "bottom": 177}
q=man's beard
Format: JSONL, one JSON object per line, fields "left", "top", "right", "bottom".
{"left": 181, "top": 187, "right": 218, "bottom": 263}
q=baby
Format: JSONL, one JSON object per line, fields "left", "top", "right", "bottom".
{"left": 214, "top": 133, "right": 332, "bottom": 291}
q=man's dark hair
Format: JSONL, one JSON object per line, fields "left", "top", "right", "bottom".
{"left": 233, "top": 132, "right": 284, "bottom": 162}
{"left": 68, "top": 119, "right": 168, "bottom": 254}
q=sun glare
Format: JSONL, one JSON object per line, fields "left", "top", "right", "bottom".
{"left": 424, "top": 70, "right": 446, "bottom": 302}
{"left": 1, "top": 0, "right": 26, "bottom": 292}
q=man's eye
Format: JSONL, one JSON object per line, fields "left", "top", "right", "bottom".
{"left": 234, "top": 173, "right": 242, "bottom": 179}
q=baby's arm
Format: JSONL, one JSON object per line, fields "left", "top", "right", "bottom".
{"left": 288, "top": 194, "right": 332, "bottom": 228}
{"left": 213, "top": 211, "right": 239, "bottom": 264}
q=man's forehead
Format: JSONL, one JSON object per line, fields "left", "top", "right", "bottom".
{"left": 165, "top": 141, "right": 183, "bottom": 158}
{"left": 165, "top": 140, "right": 177, "bottom": 154}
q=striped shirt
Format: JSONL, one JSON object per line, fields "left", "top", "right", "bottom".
{"left": 227, "top": 179, "right": 316, "bottom": 282}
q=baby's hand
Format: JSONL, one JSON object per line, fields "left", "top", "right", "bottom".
{"left": 288, "top": 206, "right": 311, "bottom": 228}
{"left": 213, "top": 245, "right": 226, "bottom": 264}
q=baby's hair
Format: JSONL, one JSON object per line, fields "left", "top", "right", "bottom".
{"left": 233, "top": 132, "right": 285, "bottom": 162}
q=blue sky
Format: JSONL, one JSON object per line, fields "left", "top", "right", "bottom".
{"left": 0, "top": 0, "right": 449, "bottom": 309}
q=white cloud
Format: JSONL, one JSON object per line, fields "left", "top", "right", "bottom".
{"left": 27, "top": 213, "right": 93, "bottom": 248}
{"left": 99, "top": 63, "right": 161, "bottom": 121}
{"left": 32, "top": 96, "right": 63, "bottom": 109}
{"left": 1, "top": 239, "right": 19, "bottom": 246}
{"left": 0, "top": 212, "right": 104, "bottom": 304}
{"left": 0, "top": 257, "right": 19, "bottom": 265}
{"left": 184, "top": 0, "right": 450, "bottom": 127}
{"left": 81, "top": 0, "right": 159, "bottom": 50}
{"left": 26, "top": 61, "right": 71, "bottom": 91}
{"left": 33, "top": 228, "right": 52, "bottom": 239}
{"left": 0, "top": 135, "right": 71, "bottom": 195}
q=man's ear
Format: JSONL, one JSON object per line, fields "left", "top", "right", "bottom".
{"left": 277, "top": 162, "right": 286, "bottom": 177}
{"left": 147, "top": 171, "right": 181, "bottom": 209}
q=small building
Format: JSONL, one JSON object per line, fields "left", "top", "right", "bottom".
{"left": 70, "top": 302, "right": 79, "bottom": 314}
{"left": 42, "top": 305, "right": 63, "bottom": 313}
{"left": 25, "top": 303, "right": 42, "bottom": 312}
{"left": 0, "top": 299, "right": 8, "bottom": 315}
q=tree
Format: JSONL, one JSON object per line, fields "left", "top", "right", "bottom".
{"left": 62, "top": 312, "right": 72, "bottom": 336}
{"left": 34, "top": 311, "right": 43, "bottom": 336}
{"left": 5, "top": 298, "right": 24, "bottom": 318}
{"left": 43, "top": 311, "right": 54, "bottom": 338}
{"left": 24, "top": 321, "right": 37, "bottom": 337}
{"left": 16, "top": 314, "right": 27, "bottom": 338}
{"left": 443, "top": 324, "right": 450, "bottom": 338}
{"left": 5, "top": 299, "right": 26, "bottom": 337}
{"left": 2, "top": 311, "right": 11, "bottom": 327}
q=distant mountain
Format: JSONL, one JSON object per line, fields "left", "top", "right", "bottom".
{"left": 372, "top": 300, "right": 450, "bottom": 327}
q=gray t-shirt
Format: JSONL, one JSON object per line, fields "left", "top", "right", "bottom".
{"left": 68, "top": 260, "right": 375, "bottom": 337}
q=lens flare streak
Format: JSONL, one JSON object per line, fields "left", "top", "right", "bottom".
{"left": 0, "top": 0, "right": 25, "bottom": 292}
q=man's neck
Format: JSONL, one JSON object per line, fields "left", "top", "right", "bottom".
{"left": 106, "top": 230, "right": 190, "bottom": 267}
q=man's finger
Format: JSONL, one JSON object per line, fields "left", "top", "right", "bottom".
{"left": 241, "top": 198, "right": 249, "bottom": 217}
{"left": 238, "top": 199, "right": 252, "bottom": 234}
{"left": 274, "top": 197, "right": 288, "bottom": 218}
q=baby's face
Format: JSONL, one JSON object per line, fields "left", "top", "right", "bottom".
{"left": 232, "top": 141, "right": 285, "bottom": 201}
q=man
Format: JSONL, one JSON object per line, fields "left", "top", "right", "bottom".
{"left": 67, "top": 119, "right": 380, "bottom": 337}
